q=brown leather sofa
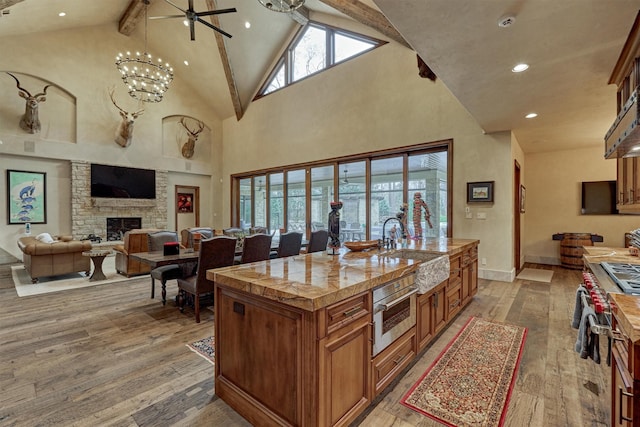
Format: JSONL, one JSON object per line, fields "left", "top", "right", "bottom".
{"left": 17, "top": 235, "right": 93, "bottom": 283}
{"left": 113, "top": 229, "right": 160, "bottom": 277}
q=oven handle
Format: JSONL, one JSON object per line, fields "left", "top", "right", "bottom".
{"left": 378, "top": 287, "right": 418, "bottom": 311}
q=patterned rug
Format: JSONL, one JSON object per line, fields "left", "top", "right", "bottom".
{"left": 401, "top": 317, "right": 527, "bottom": 427}
{"left": 187, "top": 336, "right": 215, "bottom": 365}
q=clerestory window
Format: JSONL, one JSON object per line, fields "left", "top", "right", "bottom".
{"left": 256, "top": 21, "right": 386, "bottom": 98}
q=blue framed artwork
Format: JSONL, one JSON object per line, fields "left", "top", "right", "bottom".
{"left": 6, "top": 169, "right": 47, "bottom": 224}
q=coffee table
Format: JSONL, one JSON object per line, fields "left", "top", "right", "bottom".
{"left": 82, "top": 249, "right": 114, "bottom": 281}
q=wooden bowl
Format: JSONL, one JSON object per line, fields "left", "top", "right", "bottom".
{"left": 343, "top": 240, "right": 379, "bottom": 252}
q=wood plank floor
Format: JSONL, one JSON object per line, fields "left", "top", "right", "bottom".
{"left": 0, "top": 263, "right": 610, "bottom": 426}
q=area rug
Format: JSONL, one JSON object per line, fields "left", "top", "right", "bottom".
{"left": 187, "top": 336, "right": 215, "bottom": 366}
{"left": 401, "top": 317, "right": 527, "bottom": 427}
{"left": 516, "top": 268, "right": 554, "bottom": 283}
{"left": 11, "top": 256, "right": 144, "bottom": 297}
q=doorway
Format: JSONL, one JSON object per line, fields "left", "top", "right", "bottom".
{"left": 175, "top": 185, "right": 200, "bottom": 234}
{"left": 514, "top": 161, "right": 522, "bottom": 273}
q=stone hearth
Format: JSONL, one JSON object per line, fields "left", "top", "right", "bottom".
{"left": 71, "top": 161, "right": 168, "bottom": 240}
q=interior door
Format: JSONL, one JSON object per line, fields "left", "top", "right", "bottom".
{"left": 514, "top": 160, "right": 522, "bottom": 272}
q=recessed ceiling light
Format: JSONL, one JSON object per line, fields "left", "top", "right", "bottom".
{"left": 183, "top": 60, "right": 189, "bottom": 66}
{"left": 58, "top": 12, "right": 66, "bottom": 17}
{"left": 512, "top": 63, "right": 529, "bottom": 73}
{"left": 525, "top": 113, "right": 538, "bottom": 119}
{"left": 245, "top": 21, "right": 251, "bottom": 29}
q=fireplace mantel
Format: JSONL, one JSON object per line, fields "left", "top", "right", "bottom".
{"left": 91, "top": 198, "right": 156, "bottom": 208}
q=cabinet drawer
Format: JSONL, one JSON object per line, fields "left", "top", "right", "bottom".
{"left": 326, "top": 292, "right": 370, "bottom": 334}
{"left": 372, "top": 328, "right": 416, "bottom": 396}
{"left": 446, "top": 283, "right": 462, "bottom": 318}
{"left": 449, "top": 255, "right": 461, "bottom": 280}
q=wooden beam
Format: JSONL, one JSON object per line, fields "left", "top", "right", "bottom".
{"left": 318, "top": 0, "right": 411, "bottom": 49}
{"left": 206, "top": 0, "right": 244, "bottom": 121}
{"left": 0, "top": 0, "right": 24, "bottom": 10}
{"left": 118, "top": 0, "right": 149, "bottom": 36}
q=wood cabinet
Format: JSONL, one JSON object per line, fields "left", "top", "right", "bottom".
{"left": 416, "top": 282, "right": 446, "bottom": 352}
{"left": 611, "top": 312, "right": 639, "bottom": 426}
{"left": 371, "top": 327, "right": 416, "bottom": 396}
{"left": 461, "top": 245, "right": 478, "bottom": 304}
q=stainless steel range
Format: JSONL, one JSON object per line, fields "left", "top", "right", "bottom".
{"left": 600, "top": 262, "right": 640, "bottom": 294}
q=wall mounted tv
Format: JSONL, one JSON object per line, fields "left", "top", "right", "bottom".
{"left": 581, "top": 180, "right": 618, "bottom": 215}
{"left": 91, "top": 164, "right": 156, "bottom": 199}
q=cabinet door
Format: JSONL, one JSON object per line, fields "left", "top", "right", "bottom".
{"left": 462, "top": 262, "right": 471, "bottom": 305}
{"left": 618, "top": 158, "right": 625, "bottom": 206}
{"left": 417, "top": 291, "right": 434, "bottom": 351}
{"left": 624, "top": 157, "right": 635, "bottom": 204}
{"left": 319, "top": 319, "right": 371, "bottom": 427}
{"left": 469, "top": 259, "right": 478, "bottom": 296}
{"left": 433, "top": 285, "right": 447, "bottom": 334}
{"left": 612, "top": 345, "right": 633, "bottom": 426}
{"left": 445, "top": 281, "right": 462, "bottom": 320}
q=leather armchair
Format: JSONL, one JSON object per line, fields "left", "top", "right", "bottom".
{"left": 113, "top": 228, "right": 160, "bottom": 277}
{"left": 180, "top": 227, "right": 214, "bottom": 249}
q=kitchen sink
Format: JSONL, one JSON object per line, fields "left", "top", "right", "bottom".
{"left": 381, "top": 249, "right": 450, "bottom": 294}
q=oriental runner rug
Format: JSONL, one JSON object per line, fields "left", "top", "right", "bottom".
{"left": 187, "top": 336, "right": 215, "bottom": 366}
{"left": 401, "top": 317, "right": 527, "bottom": 427}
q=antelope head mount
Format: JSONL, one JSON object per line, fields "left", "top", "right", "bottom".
{"left": 179, "top": 117, "right": 205, "bottom": 159}
{"left": 7, "top": 72, "right": 51, "bottom": 134}
{"left": 109, "top": 89, "right": 144, "bottom": 148}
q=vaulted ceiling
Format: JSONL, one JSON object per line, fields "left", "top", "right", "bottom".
{"left": 1, "top": 0, "right": 639, "bottom": 154}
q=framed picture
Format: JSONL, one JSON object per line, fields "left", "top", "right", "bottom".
{"left": 177, "top": 192, "right": 193, "bottom": 213}
{"left": 6, "top": 170, "right": 47, "bottom": 224}
{"left": 520, "top": 185, "right": 526, "bottom": 213}
{"left": 467, "top": 181, "right": 494, "bottom": 203}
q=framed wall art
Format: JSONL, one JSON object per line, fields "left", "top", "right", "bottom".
{"left": 177, "top": 192, "right": 194, "bottom": 213}
{"left": 520, "top": 185, "right": 526, "bottom": 213}
{"left": 467, "top": 181, "right": 494, "bottom": 203}
{"left": 6, "top": 169, "right": 47, "bottom": 224}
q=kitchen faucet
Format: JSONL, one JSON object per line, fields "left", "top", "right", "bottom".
{"left": 380, "top": 216, "right": 406, "bottom": 249}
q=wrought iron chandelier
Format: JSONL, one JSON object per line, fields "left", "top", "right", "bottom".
{"left": 258, "top": 0, "right": 305, "bottom": 13}
{"left": 115, "top": 0, "right": 173, "bottom": 103}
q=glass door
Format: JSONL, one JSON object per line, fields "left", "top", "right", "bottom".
{"left": 311, "top": 165, "right": 334, "bottom": 233}
{"left": 287, "top": 169, "right": 307, "bottom": 234}
{"left": 370, "top": 157, "right": 404, "bottom": 241}
{"left": 338, "top": 161, "right": 366, "bottom": 242}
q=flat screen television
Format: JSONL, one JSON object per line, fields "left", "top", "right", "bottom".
{"left": 91, "top": 164, "right": 156, "bottom": 199}
{"left": 581, "top": 180, "right": 618, "bottom": 215}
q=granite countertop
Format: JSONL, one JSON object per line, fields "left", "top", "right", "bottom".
{"left": 583, "top": 246, "right": 640, "bottom": 343}
{"left": 209, "top": 238, "right": 479, "bottom": 312}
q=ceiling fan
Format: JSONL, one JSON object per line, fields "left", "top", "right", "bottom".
{"left": 150, "top": 0, "right": 237, "bottom": 41}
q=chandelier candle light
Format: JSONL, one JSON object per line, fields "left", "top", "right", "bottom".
{"left": 258, "top": 0, "right": 305, "bottom": 13}
{"left": 115, "top": 0, "right": 173, "bottom": 103}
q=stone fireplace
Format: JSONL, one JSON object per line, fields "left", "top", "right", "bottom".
{"left": 71, "top": 161, "right": 168, "bottom": 241}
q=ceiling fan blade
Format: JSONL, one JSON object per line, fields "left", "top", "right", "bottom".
{"left": 188, "top": 0, "right": 194, "bottom": 12}
{"left": 196, "top": 8, "right": 237, "bottom": 17}
{"left": 148, "top": 15, "right": 184, "bottom": 20}
{"left": 198, "top": 18, "right": 232, "bottom": 38}
{"left": 162, "top": 0, "right": 186, "bottom": 14}
{"left": 190, "top": 21, "right": 196, "bottom": 41}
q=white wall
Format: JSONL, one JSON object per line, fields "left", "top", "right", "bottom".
{"left": 525, "top": 146, "right": 638, "bottom": 264}
{"left": 221, "top": 35, "right": 516, "bottom": 280}
{"left": 0, "top": 25, "right": 223, "bottom": 258}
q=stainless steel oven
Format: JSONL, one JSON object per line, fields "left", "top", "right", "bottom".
{"left": 372, "top": 273, "right": 417, "bottom": 356}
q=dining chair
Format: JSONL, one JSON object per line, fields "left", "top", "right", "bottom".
{"left": 271, "top": 231, "right": 303, "bottom": 259}
{"left": 307, "top": 229, "right": 329, "bottom": 253}
{"left": 176, "top": 236, "right": 237, "bottom": 323}
{"left": 237, "top": 233, "right": 273, "bottom": 264}
{"left": 147, "top": 231, "right": 184, "bottom": 304}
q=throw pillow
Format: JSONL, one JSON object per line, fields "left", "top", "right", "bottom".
{"left": 36, "top": 232, "right": 55, "bottom": 244}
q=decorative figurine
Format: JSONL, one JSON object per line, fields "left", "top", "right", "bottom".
{"left": 396, "top": 203, "right": 408, "bottom": 240}
{"left": 328, "top": 200, "right": 343, "bottom": 254}
{"left": 389, "top": 224, "right": 397, "bottom": 247}
{"left": 412, "top": 192, "right": 433, "bottom": 239}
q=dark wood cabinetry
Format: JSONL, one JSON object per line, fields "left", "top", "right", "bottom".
{"left": 611, "top": 311, "right": 638, "bottom": 426}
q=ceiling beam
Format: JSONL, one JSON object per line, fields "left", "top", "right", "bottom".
{"left": 318, "top": 0, "right": 411, "bottom": 49}
{"left": 0, "top": 0, "right": 23, "bottom": 10}
{"left": 207, "top": 0, "right": 244, "bottom": 121}
{"left": 118, "top": 0, "right": 151, "bottom": 36}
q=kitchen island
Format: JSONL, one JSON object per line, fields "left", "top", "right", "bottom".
{"left": 583, "top": 247, "right": 640, "bottom": 426}
{"left": 208, "top": 238, "right": 478, "bottom": 427}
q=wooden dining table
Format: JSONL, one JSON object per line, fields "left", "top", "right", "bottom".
{"left": 131, "top": 239, "right": 309, "bottom": 303}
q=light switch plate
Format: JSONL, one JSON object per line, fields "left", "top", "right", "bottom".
{"left": 476, "top": 212, "right": 487, "bottom": 220}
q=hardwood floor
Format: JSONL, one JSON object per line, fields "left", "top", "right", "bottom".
{"left": 0, "top": 263, "right": 610, "bottom": 426}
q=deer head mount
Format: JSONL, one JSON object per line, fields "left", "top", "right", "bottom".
{"left": 179, "top": 117, "right": 205, "bottom": 159}
{"left": 109, "top": 89, "right": 144, "bottom": 148}
{"left": 6, "top": 72, "right": 51, "bottom": 134}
